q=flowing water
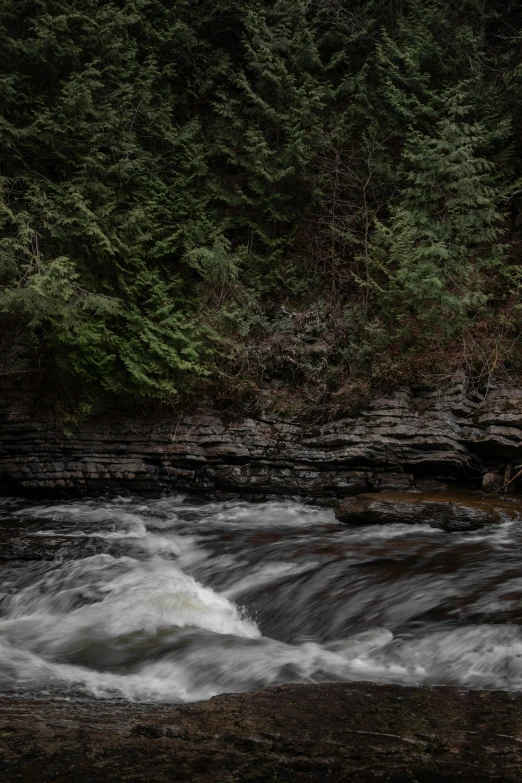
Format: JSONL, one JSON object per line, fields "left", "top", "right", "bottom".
{"left": 1, "top": 494, "right": 522, "bottom": 703}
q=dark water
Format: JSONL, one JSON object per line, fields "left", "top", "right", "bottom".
{"left": 1, "top": 495, "right": 522, "bottom": 702}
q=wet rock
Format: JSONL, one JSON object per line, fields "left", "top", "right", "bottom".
{"left": 483, "top": 472, "right": 503, "bottom": 492}
{"left": 334, "top": 491, "right": 511, "bottom": 530}
{"left": 134, "top": 724, "right": 167, "bottom": 739}
{"left": 0, "top": 534, "right": 104, "bottom": 562}
{"left": 165, "top": 725, "right": 181, "bottom": 738}
{"left": 3, "top": 683, "right": 522, "bottom": 781}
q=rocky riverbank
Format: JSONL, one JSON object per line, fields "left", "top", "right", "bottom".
{"left": 2, "top": 376, "right": 522, "bottom": 498}
{"left": 2, "top": 386, "right": 522, "bottom": 782}
{"left": 2, "top": 682, "right": 522, "bottom": 782}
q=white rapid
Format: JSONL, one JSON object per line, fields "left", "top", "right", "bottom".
{"left": 1, "top": 495, "right": 522, "bottom": 702}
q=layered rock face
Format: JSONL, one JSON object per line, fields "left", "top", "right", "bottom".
{"left": 1, "top": 377, "right": 522, "bottom": 496}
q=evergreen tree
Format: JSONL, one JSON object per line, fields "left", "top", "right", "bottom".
{"left": 0, "top": 0, "right": 520, "bottom": 398}
{"left": 371, "top": 93, "right": 506, "bottom": 332}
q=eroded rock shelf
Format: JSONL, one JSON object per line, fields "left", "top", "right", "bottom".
{"left": 2, "top": 378, "right": 522, "bottom": 497}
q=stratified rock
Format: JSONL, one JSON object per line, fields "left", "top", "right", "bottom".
{"left": 4, "top": 376, "right": 522, "bottom": 497}
{"left": 369, "top": 472, "right": 415, "bottom": 490}
{"left": 334, "top": 491, "right": 513, "bottom": 530}
{"left": 415, "top": 478, "right": 451, "bottom": 492}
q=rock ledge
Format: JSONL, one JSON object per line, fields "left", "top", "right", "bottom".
{"left": 3, "top": 378, "right": 522, "bottom": 496}
{"left": 334, "top": 490, "right": 521, "bottom": 530}
{"left": 2, "top": 682, "right": 522, "bottom": 781}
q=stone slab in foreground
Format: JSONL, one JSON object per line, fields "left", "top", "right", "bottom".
{"left": 2, "top": 682, "right": 522, "bottom": 781}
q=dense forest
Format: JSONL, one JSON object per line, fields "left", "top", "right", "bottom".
{"left": 2, "top": 0, "right": 522, "bottom": 411}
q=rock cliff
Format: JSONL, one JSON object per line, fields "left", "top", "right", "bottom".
{"left": 2, "top": 377, "right": 522, "bottom": 496}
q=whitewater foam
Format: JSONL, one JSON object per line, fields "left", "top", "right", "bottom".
{"left": 2, "top": 494, "right": 522, "bottom": 702}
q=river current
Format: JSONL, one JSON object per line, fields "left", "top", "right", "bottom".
{"left": 1, "top": 494, "right": 522, "bottom": 703}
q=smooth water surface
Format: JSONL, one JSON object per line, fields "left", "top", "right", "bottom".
{"left": 1, "top": 495, "right": 522, "bottom": 702}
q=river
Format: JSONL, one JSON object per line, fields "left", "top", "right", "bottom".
{"left": 1, "top": 494, "right": 522, "bottom": 703}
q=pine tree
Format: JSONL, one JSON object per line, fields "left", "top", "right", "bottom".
{"left": 371, "top": 92, "right": 506, "bottom": 332}
{"left": 211, "top": 0, "right": 328, "bottom": 261}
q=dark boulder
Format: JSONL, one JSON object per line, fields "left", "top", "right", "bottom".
{"left": 334, "top": 491, "right": 518, "bottom": 531}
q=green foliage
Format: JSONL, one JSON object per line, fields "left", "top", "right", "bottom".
{"left": 371, "top": 95, "right": 507, "bottom": 331}
{"left": 0, "top": 0, "right": 226, "bottom": 395}
{"left": 0, "top": 0, "right": 521, "bottom": 398}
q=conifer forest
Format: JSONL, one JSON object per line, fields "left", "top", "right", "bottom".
{"left": 2, "top": 0, "right": 522, "bottom": 408}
